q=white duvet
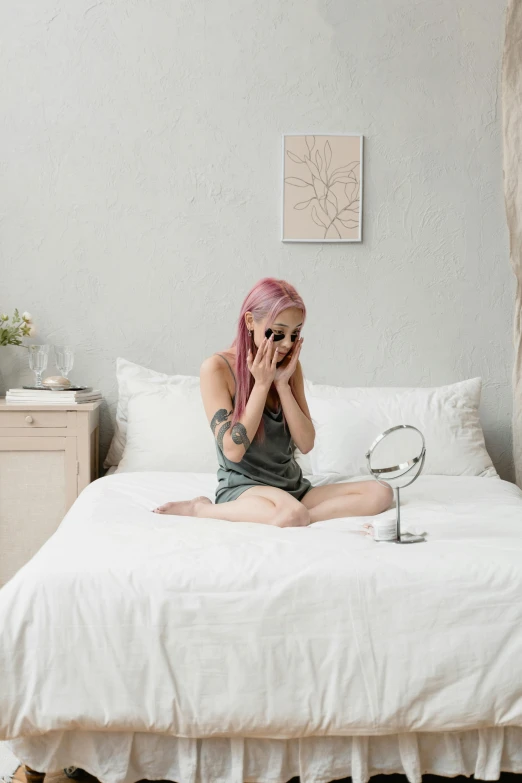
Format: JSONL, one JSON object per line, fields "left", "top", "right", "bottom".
{"left": 1, "top": 471, "right": 522, "bottom": 743}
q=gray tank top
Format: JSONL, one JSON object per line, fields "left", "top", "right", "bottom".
{"left": 213, "top": 353, "right": 312, "bottom": 502}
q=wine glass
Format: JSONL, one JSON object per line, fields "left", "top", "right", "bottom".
{"left": 27, "top": 345, "right": 50, "bottom": 388}
{"left": 53, "top": 345, "right": 75, "bottom": 380}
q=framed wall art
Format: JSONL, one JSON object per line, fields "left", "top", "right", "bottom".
{"left": 282, "top": 133, "right": 363, "bottom": 242}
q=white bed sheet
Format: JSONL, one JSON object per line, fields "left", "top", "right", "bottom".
{"left": 2, "top": 471, "right": 522, "bottom": 778}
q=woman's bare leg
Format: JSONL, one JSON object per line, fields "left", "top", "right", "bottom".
{"left": 302, "top": 480, "right": 394, "bottom": 523}
{"left": 153, "top": 494, "right": 278, "bottom": 524}
{"left": 153, "top": 486, "right": 310, "bottom": 526}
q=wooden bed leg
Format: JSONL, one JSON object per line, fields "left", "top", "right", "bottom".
{"left": 25, "top": 765, "right": 45, "bottom": 783}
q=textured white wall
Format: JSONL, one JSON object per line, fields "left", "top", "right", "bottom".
{"left": 0, "top": 0, "right": 514, "bottom": 480}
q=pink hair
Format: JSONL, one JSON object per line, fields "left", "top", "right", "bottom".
{"left": 228, "top": 277, "right": 307, "bottom": 444}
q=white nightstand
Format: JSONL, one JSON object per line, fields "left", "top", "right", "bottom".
{"left": 0, "top": 398, "right": 102, "bottom": 587}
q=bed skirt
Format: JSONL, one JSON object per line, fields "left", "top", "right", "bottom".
{"left": 6, "top": 727, "right": 522, "bottom": 783}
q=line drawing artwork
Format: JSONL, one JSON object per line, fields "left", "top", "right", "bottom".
{"left": 282, "top": 134, "right": 362, "bottom": 242}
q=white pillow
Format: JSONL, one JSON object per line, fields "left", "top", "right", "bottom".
{"left": 116, "top": 374, "right": 218, "bottom": 474}
{"left": 106, "top": 359, "right": 497, "bottom": 480}
{"left": 304, "top": 376, "right": 498, "bottom": 478}
{"left": 104, "top": 358, "right": 174, "bottom": 469}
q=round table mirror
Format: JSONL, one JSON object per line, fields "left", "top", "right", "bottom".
{"left": 365, "top": 424, "right": 427, "bottom": 544}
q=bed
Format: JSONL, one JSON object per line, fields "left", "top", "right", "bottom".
{"left": 1, "top": 363, "right": 522, "bottom": 783}
{"left": 2, "top": 468, "right": 522, "bottom": 783}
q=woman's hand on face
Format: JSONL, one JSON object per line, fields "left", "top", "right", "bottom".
{"left": 247, "top": 334, "right": 278, "bottom": 387}
{"left": 274, "top": 337, "right": 303, "bottom": 385}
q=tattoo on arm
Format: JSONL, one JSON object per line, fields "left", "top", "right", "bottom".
{"left": 216, "top": 421, "right": 231, "bottom": 452}
{"left": 231, "top": 423, "right": 251, "bottom": 451}
{"left": 210, "top": 408, "right": 233, "bottom": 435}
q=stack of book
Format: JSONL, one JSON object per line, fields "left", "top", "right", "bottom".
{"left": 5, "top": 387, "right": 102, "bottom": 405}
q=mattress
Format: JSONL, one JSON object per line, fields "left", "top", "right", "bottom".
{"left": 1, "top": 471, "right": 522, "bottom": 767}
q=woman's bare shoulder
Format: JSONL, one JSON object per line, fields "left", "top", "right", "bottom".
{"left": 200, "top": 351, "right": 236, "bottom": 398}
{"left": 201, "top": 349, "right": 236, "bottom": 371}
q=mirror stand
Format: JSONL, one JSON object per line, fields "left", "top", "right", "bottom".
{"left": 392, "top": 486, "right": 426, "bottom": 544}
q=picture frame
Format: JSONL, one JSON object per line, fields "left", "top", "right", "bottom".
{"left": 281, "top": 133, "right": 363, "bottom": 243}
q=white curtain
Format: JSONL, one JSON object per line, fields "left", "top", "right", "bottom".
{"left": 502, "top": 0, "right": 522, "bottom": 489}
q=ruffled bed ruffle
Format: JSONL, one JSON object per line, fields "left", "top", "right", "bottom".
{"left": 6, "top": 727, "right": 522, "bottom": 783}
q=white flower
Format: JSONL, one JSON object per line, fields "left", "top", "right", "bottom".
{"left": 22, "top": 312, "right": 32, "bottom": 322}
{"left": 0, "top": 314, "right": 8, "bottom": 322}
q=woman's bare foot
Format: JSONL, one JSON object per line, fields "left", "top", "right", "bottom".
{"left": 153, "top": 496, "right": 212, "bottom": 516}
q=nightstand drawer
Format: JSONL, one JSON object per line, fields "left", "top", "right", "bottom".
{"left": 0, "top": 410, "right": 68, "bottom": 429}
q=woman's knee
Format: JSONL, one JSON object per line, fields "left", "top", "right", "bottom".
{"left": 274, "top": 503, "right": 310, "bottom": 528}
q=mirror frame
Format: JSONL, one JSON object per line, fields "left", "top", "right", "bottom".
{"left": 365, "top": 424, "right": 426, "bottom": 488}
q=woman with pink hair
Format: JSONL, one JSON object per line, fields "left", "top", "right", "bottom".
{"left": 154, "top": 277, "right": 393, "bottom": 527}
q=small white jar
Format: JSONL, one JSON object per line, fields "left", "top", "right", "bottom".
{"left": 373, "top": 517, "right": 397, "bottom": 542}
